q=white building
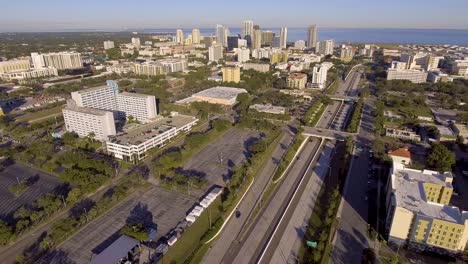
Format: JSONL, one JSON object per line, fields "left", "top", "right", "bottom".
{"left": 294, "top": 40, "right": 306, "bottom": 49}
{"left": 116, "top": 92, "right": 158, "bottom": 123}
{"left": 387, "top": 69, "right": 428, "bottom": 83}
{"left": 104, "top": 40, "right": 115, "bottom": 50}
{"left": 242, "top": 20, "right": 254, "bottom": 39}
{"left": 317, "top": 40, "right": 334, "bottom": 55}
{"left": 134, "top": 59, "right": 187, "bottom": 76}
{"left": 0, "top": 59, "right": 30, "bottom": 74}
{"left": 106, "top": 63, "right": 134, "bottom": 74}
{"left": 237, "top": 48, "right": 250, "bottom": 63}
{"left": 176, "top": 29, "right": 184, "bottom": 44}
{"left": 1, "top": 67, "right": 58, "bottom": 82}
{"left": 238, "top": 39, "right": 247, "bottom": 48}
{"left": 71, "top": 84, "right": 118, "bottom": 112}
{"left": 63, "top": 103, "right": 116, "bottom": 141}
{"left": 452, "top": 58, "right": 468, "bottom": 76}
{"left": 216, "top": 24, "right": 226, "bottom": 47}
{"left": 249, "top": 104, "right": 286, "bottom": 115}
{"left": 209, "top": 44, "right": 223, "bottom": 62}
{"left": 31, "top": 52, "right": 82, "bottom": 70}
{"left": 311, "top": 63, "right": 329, "bottom": 89}
{"left": 131, "top": 38, "right": 141, "bottom": 49}
{"left": 280, "top": 27, "right": 287, "bottom": 49}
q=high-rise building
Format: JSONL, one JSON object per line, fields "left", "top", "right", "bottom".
{"left": 237, "top": 48, "right": 250, "bottom": 63}
{"left": 317, "top": 40, "right": 335, "bottom": 55}
{"left": 134, "top": 59, "right": 188, "bottom": 76}
{"left": 252, "top": 25, "right": 262, "bottom": 49}
{"left": 224, "top": 28, "right": 230, "bottom": 47}
{"left": 216, "top": 24, "right": 226, "bottom": 47}
{"left": 386, "top": 69, "right": 428, "bottom": 83}
{"left": 131, "top": 37, "right": 141, "bottom": 49}
{"left": 0, "top": 59, "right": 30, "bottom": 73}
{"left": 261, "top": 31, "right": 275, "bottom": 47}
{"left": 385, "top": 149, "right": 468, "bottom": 255}
{"left": 222, "top": 67, "right": 241, "bottom": 83}
{"left": 103, "top": 40, "right": 115, "bottom": 50}
{"left": 209, "top": 44, "right": 223, "bottom": 62}
{"left": 340, "top": 47, "right": 354, "bottom": 62}
{"left": 307, "top": 25, "right": 318, "bottom": 48}
{"left": 227, "top": 36, "right": 239, "bottom": 51}
{"left": 31, "top": 52, "right": 82, "bottom": 70}
{"left": 311, "top": 64, "right": 329, "bottom": 90}
{"left": 272, "top": 36, "right": 280, "bottom": 48}
{"left": 203, "top": 36, "right": 216, "bottom": 47}
{"left": 116, "top": 92, "right": 158, "bottom": 123}
{"left": 238, "top": 39, "right": 247, "bottom": 48}
{"left": 270, "top": 52, "right": 288, "bottom": 64}
{"left": 192, "top": 29, "right": 200, "bottom": 44}
{"left": 280, "top": 27, "right": 288, "bottom": 49}
{"left": 176, "top": 29, "right": 184, "bottom": 44}
{"left": 242, "top": 20, "right": 254, "bottom": 39}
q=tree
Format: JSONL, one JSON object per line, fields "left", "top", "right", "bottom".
{"left": 87, "top": 132, "right": 96, "bottom": 142}
{"left": 62, "top": 131, "right": 79, "bottom": 146}
{"left": 106, "top": 47, "right": 121, "bottom": 60}
{"left": 66, "top": 188, "right": 82, "bottom": 205}
{"left": 0, "top": 220, "right": 12, "bottom": 245}
{"left": 122, "top": 223, "right": 149, "bottom": 241}
{"left": 428, "top": 143, "right": 456, "bottom": 172}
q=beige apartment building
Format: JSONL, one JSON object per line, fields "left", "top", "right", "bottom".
{"left": 222, "top": 67, "right": 240, "bottom": 83}
{"left": 0, "top": 59, "right": 30, "bottom": 74}
{"left": 287, "top": 73, "right": 307, "bottom": 89}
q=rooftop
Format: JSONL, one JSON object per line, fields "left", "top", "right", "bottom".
{"left": 108, "top": 114, "right": 197, "bottom": 146}
{"left": 176, "top": 86, "right": 247, "bottom": 105}
{"left": 392, "top": 163, "right": 462, "bottom": 223}
{"left": 388, "top": 147, "right": 411, "bottom": 159}
{"left": 90, "top": 235, "right": 139, "bottom": 264}
{"left": 118, "top": 92, "right": 153, "bottom": 99}
{"left": 73, "top": 85, "right": 111, "bottom": 94}
{"left": 64, "top": 105, "right": 110, "bottom": 116}
{"left": 288, "top": 73, "right": 307, "bottom": 79}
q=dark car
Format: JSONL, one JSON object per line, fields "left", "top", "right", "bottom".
{"left": 235, "top": 210, "right": 241, "bottom": 218}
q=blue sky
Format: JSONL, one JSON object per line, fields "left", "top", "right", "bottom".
{"left": 2, "top": 0, "right": 468, "bottom": 31}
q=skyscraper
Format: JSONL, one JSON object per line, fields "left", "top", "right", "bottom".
{"left": 242, "top": 20, "right": 253, "bottom": 39}
{"left": 176, "top": 29, "right": 184, "bottom": 44}
{"left": 307, "top": 25, "right": 318, "bottom": 48}
{"left": 227, "top": 36, "right": 239, "bottom": 51}
{"left": 224, "top": 27, "right": 230, "bottom": 47}
{"left": 252, "top": 25, "right": 262, "bottom": 49}
{"left": 192, "top": 29, "right": 200, "bottom": 44}
{"left": 317, "top": 39, "right": 335, "bottom": 55}
{"left": 209, "top": 44, "right": 223, "bottom": 62}
{"left": 216, "top": 24, "right": 226, "bottom": 47}
{"left": 261, "top": 31, "right": 275, "bottom": 47}
{"left": 280, "top": 27, "right": 288, "bottom": 49}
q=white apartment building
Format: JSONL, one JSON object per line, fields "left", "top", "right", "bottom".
{"left": 131, "top": 38, "right": 141, "bottom": 49}
{"left": 387, "top": 69, "right": 428, "bottom": 83}
{"left": 63, "top": 104, "right": 116, "bottom": 141}
{"left": 209, "top": 44, "right": 223, "bottom": 62}
{"left": 237, "top": 48, "right": 250, "bottom": 63}
{"left": 311, "top": 64, "right": 329, "bottom": 89}
{"left": 31, "top": 52, "right": 82, "bottom": 70}
{"left": 238, "top": 39, "right": 247, "bottom": 48}
{"left": 176, "top": 29, "right": 184, "bottom": 44}
{"left": 104, "top": 40, "right": 115, "bottom": 50}
{"left": 452, "top": 58, "right": 468, "bottom": 76}
{"left": 242, "top": 20, "right": 253, "bottom": 38}
{"left": 251, "top": 48, "right": 272, "bottom": 59}
{"left": 0, "top": 59, "right": 30, "bottom": 74}
{"left": 71, "top": 85, "right": 117, "bottom": 112}
{"left": 307, "top": 25, "right": 318, "bottom": 48}
{"left": 317, "top": 40, "right": 335, "bottom": 55}
{"left": 1, "top": 67, "right": 58, "bottom": 81}
{"left": 106, "top": 63, "right": 134, "bottom": 74}
{"left": 294, "top": 40, "right": 306, "bottom": 49}
{"left": 280, "top": 27, "right": 287, "bottom": 49}
{"left": 116, "top": 92, "right": 158, "bottom": 123}
{"left": 106, "top": 114, "right": 198, "bottom": 162}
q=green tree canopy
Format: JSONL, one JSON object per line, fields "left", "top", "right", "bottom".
{"left": 428, "top": 143, "right": 456, "bottom": 172}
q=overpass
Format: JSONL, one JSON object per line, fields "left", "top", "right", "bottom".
{"left": 302, "top": 126, "right": 357, "bottom": 141}
{"left": 330, "top": 95, "right": 360, "bottom": 102}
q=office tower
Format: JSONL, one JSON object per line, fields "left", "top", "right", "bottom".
{"left": 131, "top": 37, "right": 141, "bottom": 49}
{"left": 176, "top": 29, "right": 184, "bottom": 44}
{"left": 192, "top": 29, "right": 200, "bottom": 44}
{"left": 31, "top": 52, "right": 82, "bottom": 70}
{"left": 0, "top": 59, "right": 30, "bottom": 73}
{"left": 238, "top": 39, "right": 247, "bottom": 48}
{"left": 103, "top": 40, "right": 115, "bottom": 50}
{"left": 224, "top": 28, "right": 230, "bottom": 47}
{"left": 311, "top": 64, "right": 329, "bottom": 89}
{"left": 209, "top": 44, "right": 223, "bottom": 62}
{"left": 216, "top": 24, "right": 226, "bottom": 46}
{"left": 294, "top": 40, "right": 306, "bottom": 49}
{"left": 222, "top": 67, "right": 241, "bottom": 83}
{"left": 63, "top": 103, "right": 117, "bottom": 141}
{"left": 261, "top": 31, "right": 275, "bottom": 47}
{"left": 242, "top": 20, "right": 254, "bottom": 39}
{"left": 280, "top": 27, "right": 287, "bottom": 49}
{"left": 227, "top": 36, "right": 239, "bottom": 51}
{"left": 237, "top": 48, "right": 250, "bottom": 63}
{"left": 317, "top": 39, "right": 335, "bottom": 55}
{"left": 252, "top": 25, "right": 262, "bottom": 49}
{"left": 307, "top": 25, "right": 318, "bottom": 48}
{"left": 272, "top": 36, "right": 280, "bottom": 48}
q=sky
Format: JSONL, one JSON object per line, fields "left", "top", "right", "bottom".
{"left": 2, "top": 0, "right": 468, "bottom": 31}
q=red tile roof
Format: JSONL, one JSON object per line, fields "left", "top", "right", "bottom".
{"left": 388, "top": 147, "right": 411, "bottom": 159}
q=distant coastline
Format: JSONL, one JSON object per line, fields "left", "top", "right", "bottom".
{"left": 1, "top": 28, "right": 468, "bottom": 45}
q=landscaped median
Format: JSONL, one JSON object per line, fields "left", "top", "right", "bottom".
{"left": 302, "top": 96, "right": 331, "bottom": 127}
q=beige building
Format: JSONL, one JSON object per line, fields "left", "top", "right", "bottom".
{"left": 385, "top": 155, "right": 468, "bottom": 256}
{"left": 287, "top": 73, "right": 307, "bottom": 89}
{"left": 452, "top": 123, "right": 468, "bottom": 143}
{"left": 0, "top": 60, "right": 30, "bottom": 74}
{"left": 388, "top": 147, "right": 412, "bottom": 166}
{"left": 243, "top": 63, "right": 270, "bottom": 73}
{"left": 270, "top": 52, "right": 288, "bottom": 64}
{"left": 222, "top": 67, "right": 241, "bottom": 83}
{"left": 31, "top": 52, "right": 82, "bottom": 70}
{"left": 1, "top": 67, "right": 58, "bottom": 82}
{"left": 387, "top": 69, "right": 428, "bottom": 83}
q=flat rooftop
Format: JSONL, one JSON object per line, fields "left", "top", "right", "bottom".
{"left": 118, "top": 92, "right": 153, "bottom": 98}
{"left": 63, "top": 105, "right": 110, "bottom": 116}
{"left": 392, "top": 164, "right": 462, "bottom": 223}
{"left": 108, "top": 114, "right": 197, "bottom": 146}
{"left": 175, "top": 86, "right": 247, "bottom": 105}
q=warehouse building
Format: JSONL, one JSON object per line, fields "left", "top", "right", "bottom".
{"left": 176, "top": 86, "right": 248, "bottom": 106}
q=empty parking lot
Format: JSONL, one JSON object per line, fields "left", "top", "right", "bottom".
{"left": 180, "top": 128, "right": 261, "bottom": 187}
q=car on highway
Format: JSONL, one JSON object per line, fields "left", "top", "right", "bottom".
{"left": 235, "top": 210, "right": 241, "bottom": 218}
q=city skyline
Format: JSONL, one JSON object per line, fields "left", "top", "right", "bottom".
{"left": 2, "top": 0, "right": 468, "bottom": 31}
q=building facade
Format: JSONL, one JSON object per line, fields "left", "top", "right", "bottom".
{"left": 287, "top": 73, "right": 307, "bottom": 89}
{"left": 209, "top": 44, "right": 223, "bottom": 62}
{"left": 222, "top": 67, "right": 241, "bottom": 83}
{"left": 0, "top": 59, "right": 30, "bottom": 74}
{"left": 103, "top": 40, "right": 115, "bottom": 50}
{"left": 311, "top": 64, "right": 329, "bottom": 90}
{"left": 242, "top": 20, "right": 253, "bottom": 39}
{"left": 192, "top": 29, "right": 200, "bottom": 44}
{"left": 31, "top": 52, "right": 82, "bottom": 70}
{"left": 63, "top": 103, "right": 116, "bottom": 141}
{"left": 317, "top": 40, "right": 334, "bottom": 55}
{"left": 243, "top": 63, "right": 270, "bottom": 73}
{"left": 1, "top": 67, "right": 58, "bottom": 82}
{"left": 280, "top": 27, "right": 288, "bottom": 49}
{"left": 176, "top": 29, "right": 184, "bottom": 44}
{"left": 307, "top": 25, "right": 318, "bottom": 48}
{"left": 387, "top": 69, "right": 428, "bottom": 83}
{"left": 237, "top": 48, "right": 250, "bottom": 63}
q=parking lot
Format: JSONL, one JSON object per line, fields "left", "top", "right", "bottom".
{"left": 0, "top": 162, "right": 66, "bottom": 224}
{"left": 180, "top": 128, "right": 261, "bottom": 187}
{"left": 40, "top": 186, "right": 196, "bottom": 264}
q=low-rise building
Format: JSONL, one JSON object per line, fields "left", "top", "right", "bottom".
{"left": 388, "top": 147, "right": 412, "bottom": 165}
{"left": 90, "top": 235, "right": 140, "bottom": 264}
{"left": 106, "top": 63, "right": 134, "bottom": 74}
{"left": 387, "top": 69, "right": 428, "bottom": 83}
{"left": 176, "top": 86, "right": 247, "bottom": 106}
{"left": 427, "top": 71, "right": 453, "bottom": 83}
{"left": 1, "top": 67, "right": 58, "bottom": 82}
{"left": 385, "top": 126, "right": 420, "bottom": 141}
{"left": 385, "top": 154, "right": 468, "bottom": 256}
{"left": 0, "top": 59, "right": 31, "bottom": 74}
{"left": 452, "top": 123, "right": 468, "bottom": 143}
{"left": 249, "top": 104, "right": 286, "bottom": 115}
{"left": 243, "top": 63, "right": 270, "bottom": 73}
{"left": 287, "top": 73, "right": 307, "bottom": 89}
{"left": 270, "top": 52, "right": 288, "bottom": 64}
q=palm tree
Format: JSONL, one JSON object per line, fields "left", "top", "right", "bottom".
{"left": 87, "top": 132, "right": 96, "bottom": 143}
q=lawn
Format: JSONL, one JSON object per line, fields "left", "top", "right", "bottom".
{"left": 161, "top": 196, "right": 223, "bottom": 264}
{"left": 16, "top": 105, "right": 64, "bottom": 123}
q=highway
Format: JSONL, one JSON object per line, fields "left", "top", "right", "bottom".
{"left": 316, "top": 100, "right": 341, "bottom": 129}
{"left": 201, "top": 124, "right": 298, "bottom": 263}
{"left": 230, "top": 138, "right": 322, "bottom": 264}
